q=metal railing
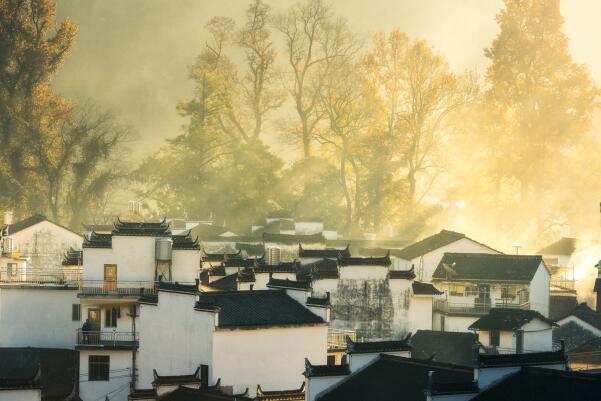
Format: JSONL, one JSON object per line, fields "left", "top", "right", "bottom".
{"left": 483, "top": 341, "right": 563, "bottom": 355}
{"left": 76, "top": 330, "right": 139, "bottom": 347}
{"left": 434, "top": 299, "right": 530, "bottom": 315}
{"left": 78, "top": 280, "right": 156, "bottom": 296}
{"left": 551, "top": 278, "right": 576, "bottom": 290}
{"left": 328, "top": 328, "right": 357, "bottom": 350}
{"left": 0, "top": 267, "right": 82, "bottom": 285}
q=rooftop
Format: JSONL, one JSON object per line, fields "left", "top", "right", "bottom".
{"left": 410, "top": 330, "right": 481, "bottom": 367}
{"left": 346, "top": 334, "right": 412, "bottom": 354}
{"left": 388, "top": 266, "right": 416, "bottom": 280}
{"left": 172, "top": 231, "right": 200, "bottom": 250}
{"left": 477, "top": 345, "right": 566, "bottom": 367}
{"left": 266, "top": 278, "right": 311, "bottom": 291}
{"left": 412, "top": 281, "right": 443, "bottom": 295}
{"left": 432, "top": 253, "right": 544, "bottom": 283}
{"left": 298, "top": 244, "right": 350, "bottom": 259}
{"left": 194, "top": 290, "right": 325, "bottom": 329}
{"left": 537, "top": 237, "right": 579, "bottom": 256}
{"left": 256, "top": 382, "right": 305, "bottom": 401}
{"left": 112, "top": 217, "right": 171, "bottom": 236}
{"left": 557, "top": 302, "right": 601, "bottom": 331}
{"left": 1, "top": 214, "right": 81, "bottom": 237}
{"left": 263, "top": 232, "right": 325, "bottom": 244}
{"left": 338, "top": 253, "right": 391, "bottom": 267}
{"left": 152, "top": 367, "right": 200, "bottom": 386}
{"left": 314, "top": 354, "right": 473, "bottom": 401}
{"left": 395, "top": 229, "right": 497, "bottom": 260}
{"left": 297, "top": 258, "right": 339, "bottom": 280}
{"left": 469, "top": 308, "right": 557, "bottom": 331}
{"left": 303, "top": 359, "right": 351, "bottom": 378}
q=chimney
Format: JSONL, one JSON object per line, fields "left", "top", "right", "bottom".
{"left": 595, "top": 260, "right": 601, "bottom": 312}
{"left": 2, "top": 210, "right": 13, "bottom": 225}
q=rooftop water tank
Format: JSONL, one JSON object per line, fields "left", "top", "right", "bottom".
{"left": 155, "top": 238, "right": 173, "bottom": 261}
{"left": 266, "top": 247, "right": 281, "bottom": 265}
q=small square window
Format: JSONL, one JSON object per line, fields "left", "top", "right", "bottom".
{"left": 89, "top": 355, "right": 109, "bottom": 381}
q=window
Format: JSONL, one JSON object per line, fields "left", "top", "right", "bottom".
{"left": 327, "top": 355, "right": 336, "bottom": 366}
{"left": 105, "top": 306, "right": 119, "bottom": 327}
{"left": 89, "top": 356, "right": 109, "bottom": 381}
{"left": 72, "top": 304, "right": 81, "bottom": 321}
{"left": 449, "top": 284, "right": 465, "bottom": 296}
{"left": 501, "top": 287, "right": 516, "bottom": 299}
{"left": 7, "top": 263, "right": 17, "bottom": 277}
{"left": 489, "top": 330, "right": 500, "bottom": 347}
{"left": 464, "top": 285, "right": 478, "bottom": 297}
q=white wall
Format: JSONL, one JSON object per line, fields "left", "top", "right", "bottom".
{"left": 171, "top": 250, "right": 200, "bottom": 283}
{"left": 529, "top": 263, "right": 550, "bottom": 317}
{"left": 8, "top": 220, "right": 82, "bottom": 270}
{"left": 522, "top": 319, "right": 553, "bottom": 352}
{"left": 80, "top": 301, "right": 136, "bottom": 335}
{"left": 212, "top": 325, "right": 327, "bottom": 397}
{"left": 478, "top": 330, "right": 514, "bottom": 349}
{"left": 0, "top": 288, "right": 80, "bottom": 348}
{"left": 399, "top": 238, "right": 500, "bottom": 283}
{"left": 137, "top": 291, "right": 215, "bottom": 389}
{"left": 253, "top": 272, "right": 296, "bottom": 290}
{"left": 0, "top": 389, "right": 41, "bottom": 401}
{"left": 79, "top": 350, "right": 132, "bottom": 401}
{"left": 306, "top": 376, "right": 347, "bottom": 401}
{"left": 433, "top": 313, "right": 478, "bottom": 333}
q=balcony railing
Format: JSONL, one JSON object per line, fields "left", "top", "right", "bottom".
{"left": 328, "top": 328, "right": 357, "bottom": 350}
{"left": 551, "top": 278, "right": 576, "bottom": 291}
{"left": 78, "top": 280, "right": 156, "bottom": 297}
{"left": 434, "top": 299, "right": 530, "bottom": 315}
{"left": 76, "top": 330, "right": 139, "bottom": 348}
{"left": 483, "top": 341, "right": 563, "bottom": 355}
{"left": 0, "top": 267, "right": 82, "bottom": 285}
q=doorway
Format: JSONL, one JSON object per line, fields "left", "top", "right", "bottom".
{"left": 103, "top": 265, "right": 117, "bottom": 292}
{"left": 87, "top": 308, "right": 101, "bottom": 344}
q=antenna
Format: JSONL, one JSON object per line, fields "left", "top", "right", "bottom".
{"left": 512, "top": 245, "right": 522, "bottom": 255}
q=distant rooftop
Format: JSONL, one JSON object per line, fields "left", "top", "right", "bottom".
{"left": 395, "top": 230, "right": 498, "bottom": 261}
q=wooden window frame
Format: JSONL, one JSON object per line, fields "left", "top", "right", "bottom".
{"left": 89, "top": 355, "right": 110, "bottom": 381}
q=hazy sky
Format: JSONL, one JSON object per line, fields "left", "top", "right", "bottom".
{"left": 54, "top": 0, "right": 601, "bottom": 159}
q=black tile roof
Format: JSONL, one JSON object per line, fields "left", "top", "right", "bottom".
{"left": 410, "top": 330, "right": 481, "bottom": 367}
{"left": 427, "top": 377, "right": 479, "bottom": 396}
{"left": 569, "top": 337, "right": 601, "bottom": 354}
{"left": 158, "top": 386, "right": 252, "bottom": 401}
{"left": 2, "top": 214, "right": 81, "bottom": 237}
{"left": 237, "top": 268, "right": 256, "bottom": 283}
{"left": 153, "top": 367, "right": 200, "bottom": 386}
{"left": 338, "top": 253, "right": 391, "bottom": 267}
{"left": 549, "top": 295, "right": 579, "bottom": 321}
{"left": 0, "top": 348, "right": 79, "bottom": 399}
{"left": 236, "top": 242, "right": 265, "bottom": 257}
{"left": 255, "top": 260, "right": 300, "bottom": 273}
{"left": 297, "top": 258, "right": 339, "bottom": 280}
{"left": 306, "top": 296, "right": 330, "bottom": 307}
{"left": 207, "top": 273, "right": 238, "bottom": 291}
{"left": 267, "top": 278, "right": 311, "bottom": 291}
{"left": 209, "top": 265, "right": 226, "bottom": 277}
{"left": 112, "top": 217, "right": 171, "bottom": 236}
{"left": 256, "top": 382, "right": 305, "bottom": 401}
{"left": 62, "top": 248, "right": 83, "bottom": 266}
{"left": 557, "top": 302, "right": 601, "bottom": 331}
{"left": 388, "top": 266, "right": 416, "bottom": 280}
{"left": 432, "top": 253, "right": 544, "bottom": 283}
{"left": 157, "top": 282, "right": 198, "bottom": 293}
{"left": 298, "top": 244, "right": 350, "bottom": 259}
{"left": 412, "top": 281, "right": 443, "bottom": 295}
{"left": 303, "top": 359, "right": 351, "bottom": 378}
{"left": 314, "top": 354, "right": 473, "bottom": 401}
{"left": 172, "top": 231, "right": 200, "bottom": 250}
{"left": 202, "top": 249, "right": 241, "bottom": 262}
{"left": 346, "top": 334, "right": 412, "bottom": 354}
{"left": 224, "top": 255, "right": 263, "bottom": 268}
{"left": 537, "top": 237, "right": 579, "bottom": 256}
{"left": 470, "top": 366, "right": 601, "bottom": 401}
{"left": 194, "top": 290, "right": 325, "bottom": 328}
{"left": 0, "top": 365, "right": 41, "bottom": 391}
{"left": 469, "top": 309, "right": 557, "bottom": 331}
{"left": 83, "top": 231, "right": 112, "bottom": 248}
{"left": 477, "top": 345, "right": 566, "bottom": 367}
{"left": 395, "top": 230, "right": 468, "bottom": 260}
{"left": 263, "top": 232, "right": 325, "bottom": 244}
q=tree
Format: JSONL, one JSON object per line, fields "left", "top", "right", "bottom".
{"left": 274, "top": 0, "right": 360, "bottom": 158}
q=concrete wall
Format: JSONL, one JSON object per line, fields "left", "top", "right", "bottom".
{"left": 137, "top": 291, "right": 215, "bottom": 389}
{"left": 0, "top": 287, "right": 79, "bottom": 348}
{"left": 0, "top": 389, "right": 41, "bottom": 401}
{"left": 79, "top": 350, "right": 132, "bottom": 401}
{"left": 8, "top": 220, "right": 82, "bottom": 270}
{"left": 212, "top": 325, "right": 327, "bottom": 397}
{"left": 530, "top": 263, "right": 550, "bottom": 317}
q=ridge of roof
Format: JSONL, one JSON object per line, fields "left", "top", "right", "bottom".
{"left": 478, "top": 344, "right": 566, "bottom": 367}
{"left": 556, "top": 302, "right": 601, "bottom": 331}
{"left": 298, "top": 244, "right": 350, "bottom": 258}
{"left": 338, "top": 253, "right": 391, "bottom": 267}
{"left": 346, "top": 333, "right": 412, "bottom": 354}
{"left": 395, "top": 230, "right": 499, "bottom": 260}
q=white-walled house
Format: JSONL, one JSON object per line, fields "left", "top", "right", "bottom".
{"left": 393, "top": 230, "right": 500, "bottom": 282}
{"left": 137, "top": 286, "right": 328, "bottom": 398}
{"left": 431, "top": 253, "right": 551, "bottom": 333}
{"left": 78, "top": 219, "right": 200, "bottom": 401}
{"left": 468, "top": 309, "right": 557, "bottom": 353}
{"left": 0, "top": 214, "right": 83, "bottom": 271}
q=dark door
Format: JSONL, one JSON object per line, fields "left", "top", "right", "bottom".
{"left": 88, "top": 308, "right": 101, "bottom": 331}
{"left": 440, "top": 315, "right": 446, "bottom": 332}
{"left": 516, "top": 331, "right": 524, "bottom": 354}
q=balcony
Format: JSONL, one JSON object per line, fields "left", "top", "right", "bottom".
{"left": 328, "top": 328, "right": 357, "bottom": 351}
{"left": 434, "top": 299, "right": 530, "bottom": 316}
{"left": 75, "top": 330, "right": 139, "bottom": 350}
{"left": 0, "top": 267, "right": 81, "bottom": 287}
{"left": 550, "top": 278, "right": 576, "bottom": 291}
{"left": 78, "top": 280, "right": 156, "bottom": 298}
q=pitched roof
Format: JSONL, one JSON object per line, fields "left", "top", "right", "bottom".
{"left": 346, "top": 334, "right": 411, "bottom": 354}
{"left": 0, "top": 348, "right": 79, "bottom": 400}
{"left": 157, "top": 282, "right": 198, "bottom": 294}
{"left": 207, "top": 274, "right": 238, "bottom": 291}
{"left": 255, "top": 260, "right": 300, "bottom": 274}
{"left": 113, "top": 217, "right": 171, "bottom": 236}
{"left": 83, "top": 231, "right": 112, "bottom": 248}
{"left": 306, "top": 296, "right": 330, "bottom": 307}
{"left": 338, "top": 253, "right": 391, "bottom": 267}
{"left": 557, "top": 302, "right": 601, "bottom": 331}
{"left": 470, "top": 367, "right": 601, "bottom": 401}
{"left": 194, "top": 290, "right": 325, "bottom": 328}
{"left": 158, "top": 386, "right": 252, "bottom": 401}
{"left": 314, "top": 354, "right": 473, "bottom": 401}
{"left": 202, "top": 249, "right": 241, "bottom": 262}
{"left": 412, "top": 281, "right": 443, "bottom": 295}
{"left": 263, "top": 232, "right": 325, "bottom": 244}
{"left": 1, "top": 214, "right": 47, "bottom": 235}
{"left": 388, "top": 266, "right": 416, "bottom": 280}
{"left": 172, "top": 231, "right": 200, "bottom": 250}
{"left": 468, "top": 309, "right": 557, "bottom": 331}
{"left": 432, "top": 253, "right": 544, "bottom": 283}
{"left": 256, "top": 382, "right": 305, "bottom": 401}
{"left": 0, "top": 365, "right": 41, "bottom": 391}
{"left": 410, "top": 330, "right": 481, "bottom": 367}
{"left": 298, "top": 244, "right": 350, "bottom": 259}
{"left": 395, "top": 230, "right": 469, "bottom": 260}
{"left": 303, "top": 359, "right": 351, "bottom": 378}
{"left": 297, "top": 258, "right": 339, "bottom": 280}
{"left": 477, "top": 346, "right": 566, "bottom": 368}
{"left": 153, "top": 367, "right": 200, "bottom": 386}
{"left": 62, "top": 248, "right": 83, "bottom": 266}
{"left": 549, "top": 295, "right": 579, "bottom": 321}
{"left": 537, "top": 237, "right": 579, "bottom": 256}
{"left": 267, "top": 278, "right": 311, "bottom": 291}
